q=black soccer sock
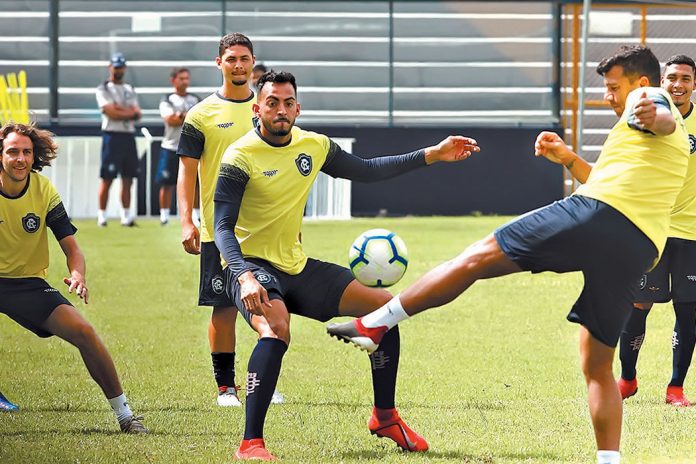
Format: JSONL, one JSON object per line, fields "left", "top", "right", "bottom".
{"left": 369, "top": 325, "right": 400, "bottom": 410}
{"left": 619, "top": 306, "right": 651, "bottom": 381}
{"left": 243, "top": 337, "right": 287, "bottom": 440}
{"left": 211, "top": 352, "right": 236, "bottom": 389}
{"left": 669, "top": 303, "right": 696, "bottom": 387}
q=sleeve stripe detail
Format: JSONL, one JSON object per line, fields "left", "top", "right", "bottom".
{"left": 219, "top": 163, "right": 251, "bottom": 183}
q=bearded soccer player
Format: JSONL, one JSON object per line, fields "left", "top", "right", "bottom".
{"left": 177, "top": 33, "right": 282, "bottom": 407}
{"left": 328, "top": 45, "right": 690, "bottom": 464}
{"left": 617, "top": 54, "right": 696, "bottom": 407}
{"left": 0, "top": 123, "right": 147, "bottom": 433}
{"left": 213, "top": 71, "right": 479, "bottom": 460}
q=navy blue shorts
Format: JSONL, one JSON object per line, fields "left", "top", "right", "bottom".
{"left": 198, "top": 241, "right": 234, "bottom": 307}
{"left": 635, "top": 237, "right": 696, "bottom": 304}
{"left": 100, "top": 132, "right": 139, "bottom": 180}
{"left": 0, "top": 277, "right": 71, "bottom": 338}
{"left": 494, "top": 195, "right": 657, "bottom": 347}
{"left": 225, "top": 257, "right": 355, "bottom": 326}
{"left": 156, "top": 147, "right": 179, "bottom": 186}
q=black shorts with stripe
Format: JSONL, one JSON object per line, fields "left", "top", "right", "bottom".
{"left": 635, "top": 237, "right": 696, "bottom": 304}
{"left": 494, "top": 195, "right": 657, "bottom": 347}
{"left": 0, "top": 277, "right": 71, "bottom": 338}
{"left": 225, "top": 257, "right": 355, "bottom": 326}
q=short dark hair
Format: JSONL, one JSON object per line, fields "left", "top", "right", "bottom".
{"left": 170, "top": 67, "right": 189, "bottom": 79}
{"left": 596, "top": 45, "right": 661, "bottom": 86}
{"left": 218, "top": 32, "right": 253, "bottom": 57}
{"left": 665, "top": 54, "right": 696, "bottom": 76}
{"left": 0, "top": 122, "right": 58, "bottom": 172}
{"left": 253, "top": 63, "right": 267, "bottom": 73}
{"left": 256, "top": 71, "right": 297, "bottom": 95}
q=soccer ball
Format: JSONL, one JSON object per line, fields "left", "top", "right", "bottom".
{"left": 348, "top": 228, "right": 408, "bottom": 287}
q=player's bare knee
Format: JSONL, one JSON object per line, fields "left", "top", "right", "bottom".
{"left": 70, "top": 321, "right": 99, "bottom": 348}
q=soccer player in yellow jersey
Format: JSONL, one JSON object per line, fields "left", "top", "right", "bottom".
{"left": 213, "top": 71, "right": 479, "bottom": 460}
{"left": 177, "top": 33, "right": 281, "bottom": 407}
{"left": 0, "top": 123, "right": 146, "bottom": 433}
{"left": 617, "top": 55, "right": 696, "bottom": 407}
{"left": 328, "top": 45, "right": 690, "bottom": 464}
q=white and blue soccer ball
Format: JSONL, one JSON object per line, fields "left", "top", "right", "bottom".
{"left": 348, "top": 228, "right": 408, "bottom": 287}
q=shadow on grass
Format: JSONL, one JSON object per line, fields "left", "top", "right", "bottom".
{"left": 289, "top": 400, "right": 506, "bottom": 412}
{"left": 0, "top": 428, "right": 231, "bottom": 437}
{"left": 20, "top": 405, "right": 203, "bottom": 413}
{"left": 341, "top": 449, "right": 563, "bottom": 462}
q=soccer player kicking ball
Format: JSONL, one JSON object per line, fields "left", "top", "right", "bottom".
{"left": 328, "top": 45, "right": 690, "bottom": 464}
{"left": 0, "top": 123, "right": 147, "bottom": 434}
{"left": 213, "top": 71, "right": 479, "bottom": 460}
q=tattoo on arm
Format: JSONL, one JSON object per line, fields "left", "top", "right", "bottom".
{"left": 565, "top": 159, "right": 575, "bottom": 170}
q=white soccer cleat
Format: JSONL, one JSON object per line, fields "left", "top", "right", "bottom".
{"left": 217, "top": 386, "right": 242, "bottom": 407}
{"left": 271, "top": 390, "right": 285, "bottom": 405}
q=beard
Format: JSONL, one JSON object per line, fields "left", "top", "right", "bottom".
{"left": 262, "top": 118, "right": 292, "bottom": 136}
{"left": 113, "top": 71, "right": 125, "bottom": 81}
{"left": 231, "top": 77, "right": 248, "bottom": 86}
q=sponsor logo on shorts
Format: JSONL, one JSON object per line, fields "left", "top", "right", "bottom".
{"left": 43, "top": 288, "right": 58, "bottom": 292}
{"left": 687, "top": 275, "right": 696, "bottom": 282}
{"left": 638, "top": 274, "right": 647, "bottom": 290}
{"left": 255, "top": 272, "right": 272, "bottom": 284}
{"left": 22, "top": 213, "right": 40, "bottom": 233}
{"left": 216, "top": 122, "right": 235, "bottom": 129}
{"left": 295, "top": 153, "right": 312, "bottom": 176}
{"left": 211, "top": 275, "right": 224, "bottom": 295}
{"left": 262, "top": 169, "right": 278, "bottom": 178}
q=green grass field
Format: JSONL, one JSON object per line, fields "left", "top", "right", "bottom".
{"left": 1, "top": 217, "right": 694, "bottom": 463}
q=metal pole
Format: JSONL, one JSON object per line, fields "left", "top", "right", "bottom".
{"left": 49, "top": 0, "right": 59, "bottom": 123}
{"left": 551, "top": 1, "right": 562, "bottom": 122}
{"left": 221, "top": 0, "right": 227, "bottom": 34}
{"left": 388, "top": 0, "right": 394, "bottom": 127}
{"left": 576, "top": 0, "right": 592, "bottom": 159}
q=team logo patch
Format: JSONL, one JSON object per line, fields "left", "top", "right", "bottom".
{"left": 255, "top": 272, "right": 272, "bottom": 284}
{"left": 638, "top": 274, "right": 647, "bottom": 290}
{"left": 22, "top": 213, "right": 40, "bottom": 233}
{"left": 689, "top": 135, "right": 696, "bottom": 155}
{"left": 211, "top": 275, "right": 225, "bottom": 295}
{"left": 295, "top": 153, "right": 312, "bottom": 176}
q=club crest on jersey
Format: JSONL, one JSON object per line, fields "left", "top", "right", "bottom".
{"left": 211, "top": 275, "right": 225, "bottom": 295}
{"left": 295, "top": 153, "right": 312, "bottom": 176}
{"left": 689, "top": 134, "right": 696, "bottom": 155}
{"left": 22, "top": 213, "right": 40, "bottom": 233}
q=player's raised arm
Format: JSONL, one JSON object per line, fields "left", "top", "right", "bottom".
{"left": 320, "top": 136, "right": 479, "bottom": 182}
{"left": 534, "top": 131, "right": 592, "bottom": 184}
{"left": 629, "top": 90, "right": 676, "bottom": 136}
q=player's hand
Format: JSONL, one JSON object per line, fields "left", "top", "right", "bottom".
{"left": 181, "top": 221, "right": 201, "bottom": 255}
{"left": 63, "top": 272, "right": 89, "bottom": 304}
{"left": 632, "top": 91, "right": 657, "bottom": 131}
{"left": 534, "top": 131, "right": 574, "bottom": 165}
{"left": 424, "top": 136, "right": 480, "bottom": 164}
{"left": 238, "top": 271, "right": 272, "bottom": 316}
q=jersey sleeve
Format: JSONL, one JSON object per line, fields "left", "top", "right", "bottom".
{"left": 214, "top": 154, "right": 252, "bottom": 278}
{"left": 177, "top": 107, "right": 205, "bottom": 159}
{"left": 321, "top": 138, "right": 426, "bottom": 182}
{"left": 95, "top": 84, "right": 113, "bottom": 108}
{"left": 45, "top": 183, "right": 77, "bottom": 240}
{"left": 159, "top": 95, "right": 174, "bottom": 118}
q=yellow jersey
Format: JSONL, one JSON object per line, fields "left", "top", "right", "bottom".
{"left": 218, "top": 126, "right": 332, "bottom": 275}
{"left": 178, "top": 91, "right": 256, "bottom": 242}
{"left": 0, "top": 173, "right": 76, "bottom": 279}
{"left": 575, "top": 87, "right": 690, "bottom": 257}
{"left": 668, "top": 104, "right": 696, "bottom": 240}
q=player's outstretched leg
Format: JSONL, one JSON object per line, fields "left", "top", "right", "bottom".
{"left": 328, "top": 234, "right": 520, "bottom": 351}
{"left": 42, "top": 305, "right": 148, "bottom": 433}
{"left": 0, "top": 391, "right": 18, "bottom": 412}
{"left": 617, "top": 305, "right": 650, "bottom": 400}
{"left": 367, "top": 326, "right": 428, "bottom": 452}
{"left": 666, "top": 302, "right": 696, "bottom": 407}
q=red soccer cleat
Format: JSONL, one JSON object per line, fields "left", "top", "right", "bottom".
{"left": 617, "top": 377, "right": 638, "bottom": 400}
{"left": 368, "top": 407, "right": 429, "bottom": 452}
{"left": 233, "top": 438, "right": 277, "bottom": 461}
{"left": 326, "top": 319, "right": 387, "bottom": 354}
{"left": 666, "top": 386, "right": 691, "bottom": 407}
